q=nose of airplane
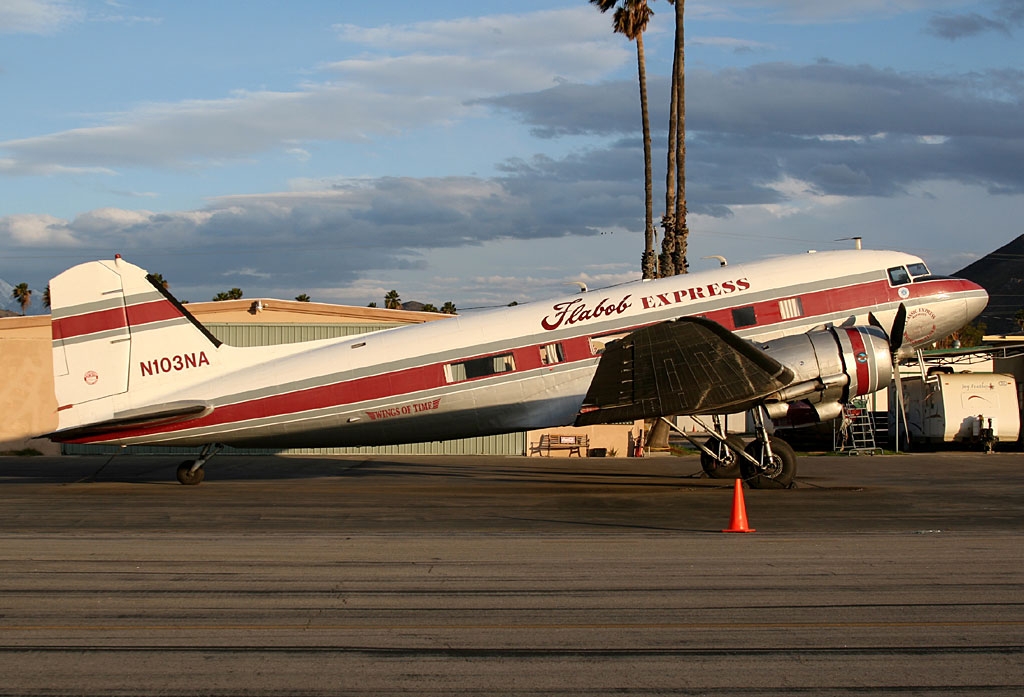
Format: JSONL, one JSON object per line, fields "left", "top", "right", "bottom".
{"left": 961, "top": 279, "right": 989, "bottom": 323}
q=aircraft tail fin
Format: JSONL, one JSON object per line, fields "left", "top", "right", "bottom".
{"left": 49, "top": 256, "right": 223, "bottom": 433}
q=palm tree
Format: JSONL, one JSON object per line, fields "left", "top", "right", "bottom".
{"left": 43, "top": 284, "right": 51, "bottom": 310}
{"left": 11, "top": 283, "right": 32, "bottom": 315}
{"left": 294, "top": 294, "right": 311, "bottom": 302}
{"left": 440, "top": 301, "right": 458, "bottom": 315}
{"left": 150, "top": 273, "right": 169, "bottom": 289}
{"left": 212, "top": 288, "right": 244, "bottom": 301}
{"left": 661, "top": 0, "right": 688, "bottom": 276}
{"left": 384, "top": 290, "right": 401, "bottom": 310}
{"left": 591, "top": 0, "right": 657, "bottom": 280}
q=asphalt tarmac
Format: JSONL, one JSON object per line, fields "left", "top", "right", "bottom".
{"left": 1, "top": 450, "right": 1022, "bottom": 696}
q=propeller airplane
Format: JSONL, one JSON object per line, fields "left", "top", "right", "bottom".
{"left": 43, "top": 248, "right": 987, "bottom": 487}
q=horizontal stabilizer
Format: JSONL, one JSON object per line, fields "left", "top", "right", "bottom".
{"left": 576, "top": 317, "right": 794, "bottom": 426}
{"left": 46, "top": 402, "right": 213, "bottom": 442}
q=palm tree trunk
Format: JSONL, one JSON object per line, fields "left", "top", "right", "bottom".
{"left": 636, "top": 34, "right": 656, "bottom": 280}
{"left": 660, "top": 36, "right": 679, "bottom": 278}
{"left": 672, "top": 0, "right": 688, "bottom": 275}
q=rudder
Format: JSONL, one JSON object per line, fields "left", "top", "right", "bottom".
{"left": 50, "top": 256, "right": 222, "bottom": 432}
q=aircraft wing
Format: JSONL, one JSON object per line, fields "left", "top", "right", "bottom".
{"left": 575, "top": 317, "right": 795, "bottom": 426}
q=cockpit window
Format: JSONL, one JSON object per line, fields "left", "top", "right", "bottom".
{"left": 887, "top": 266, "right": 911, "bottom": 286}
{"left": 907, "top": 262, "right": 930, "bottom": 278}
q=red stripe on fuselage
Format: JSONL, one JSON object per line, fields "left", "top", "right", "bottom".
{"left": 60, "top": 362, "right": 449, "bottom": 444}
{"left": 700, "top": 279, "right": 887, "bottom": 330}
{"left": 703, "top": 277, "right": 970, "bottom": 331}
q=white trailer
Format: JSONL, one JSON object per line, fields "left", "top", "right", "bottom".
{"left": 896, "top": 371, "right": 1020, "bottom": 450}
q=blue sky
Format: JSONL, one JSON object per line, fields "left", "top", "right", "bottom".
{"left": 2, "top": 0, "right": 1023, "bottom": 312}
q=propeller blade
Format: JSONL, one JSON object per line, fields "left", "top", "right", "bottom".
{"left": 871, "top": 304, "right": 910, "bottom": 451}
{"left": 892, "top": 362, "right": 909, "bottom": 452}
{"left": 868, "top": 312, "right": 885, "bottom": 335}
{"left": 869, "top": 303, "right": 908, "bottom": 355}
{"left": 890, "top": 303, "right": 907, "bottom": 354}
{"left": 889, "top": 303, "right": 910, "bottom": 450}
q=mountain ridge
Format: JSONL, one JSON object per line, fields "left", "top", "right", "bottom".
{"left": 954, "top": 233, "right": 1024, "bottom": 335}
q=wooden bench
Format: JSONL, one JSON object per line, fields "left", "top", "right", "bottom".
{"left": 531, "top": 433, "right": 589, "bottom": 457}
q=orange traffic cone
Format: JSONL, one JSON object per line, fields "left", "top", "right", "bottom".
{"left": 722, "top": 478, "right": 756, "bottom": 533}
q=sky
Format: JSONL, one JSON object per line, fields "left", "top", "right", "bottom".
{"left": 2, "top": 0, "right": 1024, "bottom": 313}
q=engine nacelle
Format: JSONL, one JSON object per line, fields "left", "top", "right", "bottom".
{"left": 756, "top": 326, "right": 893, "bottom": 427}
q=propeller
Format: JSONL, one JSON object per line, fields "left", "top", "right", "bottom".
{"left": 870, "top": 304, "right": 909, "bottom": 451}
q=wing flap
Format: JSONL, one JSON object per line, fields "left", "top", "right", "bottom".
{"left": 575, "top": 317, "right": 794, "bottom": 426}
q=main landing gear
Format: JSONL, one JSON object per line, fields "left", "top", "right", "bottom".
{"left": 176, "top": 443, "right": 223, "bottom": 485}
{"left": 666, "top": 409, "right": 797, "bottom": 489}
{"left": 740, "top": 437, "right": 796, "bottom": 490}
{"left": 698, "top": 415, "right": 744, "bottom": 479}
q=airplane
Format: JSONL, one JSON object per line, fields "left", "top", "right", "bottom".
{"left": 43, "top": 248, "right": 988, "bottom": 488}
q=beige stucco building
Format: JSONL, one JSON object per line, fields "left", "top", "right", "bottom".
{"left": 0, "top": 314, "right": 59, "bottom": 453}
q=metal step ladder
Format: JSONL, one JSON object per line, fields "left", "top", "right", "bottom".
{"left": 835, "top": 399, "right": 882, "bottom": 455}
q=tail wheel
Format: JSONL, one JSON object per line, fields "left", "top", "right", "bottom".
{"left": 176, "top": 461, "right": 205, "bottom": 486}
{"left": 700, "top": 435, "right": 745, "bottom": 479}
{"left": 741, "top": 438, "right": 796, "bottom": 489}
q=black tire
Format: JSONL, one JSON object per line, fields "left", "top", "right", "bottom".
{"left": 741, "top": 438, "right": 797, "bottom": 489}
{"left": 700, "top": 435, "right": 745, "bottom": 479}
{"left": 176, "top": 461, "right": 205, "bottom": 486}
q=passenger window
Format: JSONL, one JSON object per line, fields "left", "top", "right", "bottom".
{"left": 732, "top": 306, "right": 757, "bottom": 328}
{"left": 445, "top": 353, "right": 516, "bottom": 383}
{"left": 540, "top": 343, "right": 564, "bottom": 365}
{"left": 779, "top": 297, "right": 803, "bottom": 320}
{"left": 887, "top": 266, "right": 911, "bottom": 286}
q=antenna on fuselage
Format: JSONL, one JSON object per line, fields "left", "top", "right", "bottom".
{"left": 702, "top": 255, "right": 728, "bottom": 267}
{"left": 835, "top": 236, "right": 863, "bottom": 250}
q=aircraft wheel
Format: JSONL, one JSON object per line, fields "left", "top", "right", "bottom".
{"left": 741, "top": 438, "right": 796, "bottom": 489}
{"left": 700, "top": 435, "right": 745, "bottom": 479}
{"left": 176, "top": 461, "right": 205, "bottom": 486}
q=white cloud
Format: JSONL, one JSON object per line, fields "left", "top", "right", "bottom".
{"left": 0, "top": 6, "right": 628, "bottom": 175}
{"left": 0, "top": 213, "right": 78, "bottom": 245}
{"left": 334, "top": 8, "right": 621, "bottom": 54}
{"left": 69, "top": 207, "right": 154, "bottom": 234}
{"left": 0, "top": 156, "right": 116, "bottom": 177}
{"left": 0, "top": 87, "right": 463, "bottom": 170}
{"left": 330, "top": 8, "right": 629, "bottom": 95}
{"left": 0, "top": 0, "right": 82, "bottom": 35}
{"left": 213, "top": 176, "right": 510, "bottom": 217}
{"left": 754, "top": 175, "right": 851, "bottom": 218}
{"left": 223, "top": 267, "right": 272, "bottom": 279}
{"left": 690, "top": 36, "right": 775, "bottom": 53}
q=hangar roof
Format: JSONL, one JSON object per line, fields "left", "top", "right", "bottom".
{"left": 0, "top": 299, "right": 450, "bottom": 339}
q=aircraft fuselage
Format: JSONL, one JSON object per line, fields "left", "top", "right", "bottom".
{"left": 49, "top": 249, "right": 987, "bottom": 449}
